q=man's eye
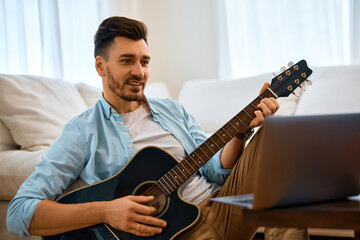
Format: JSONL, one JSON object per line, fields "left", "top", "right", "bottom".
{"left": 142, "top": 60, "right": 149, "bottom": 66}
{"left": 121, "top": 59, "right": 131, "bottom": 63}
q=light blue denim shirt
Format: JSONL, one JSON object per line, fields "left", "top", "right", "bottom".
{"left": 7, "top": 95, "right": 231, "bottom": 237}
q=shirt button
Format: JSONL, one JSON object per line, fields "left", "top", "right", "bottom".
{"left": 128, "top": 145, "right": 133, "bottom": 149}
{"left": 106, "top": 114, "right": 109, "bottom": 118}
{"left": 120, "top": 122, "right": 124, "bottom": 125}
{"left": 111, "top": 110, "right": 115, "bottom": 114}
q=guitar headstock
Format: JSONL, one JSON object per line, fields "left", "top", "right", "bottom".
{"left": 270, "top": 60, "right": 313, "bottom": 98}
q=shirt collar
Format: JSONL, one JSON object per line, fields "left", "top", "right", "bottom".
{"left": 100, "top": 94, "right": 113, "bottom": 119}
{"left": 100, "top": 94, "right": 160, "bottom": 120}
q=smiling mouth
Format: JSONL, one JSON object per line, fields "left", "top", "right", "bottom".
{"left": 128, "top": 81, "right": 143, "bottom": 86}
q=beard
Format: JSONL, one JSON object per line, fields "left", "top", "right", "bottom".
{"left": 107, "top": 68, "right": 145, "bottom": 102}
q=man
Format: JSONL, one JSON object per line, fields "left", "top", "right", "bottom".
{"left": 7, "top": 16, "right": 306, "bottom": 239}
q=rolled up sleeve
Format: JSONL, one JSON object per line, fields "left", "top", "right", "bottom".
{"left": 6, "top": 121, "right": 86, "bottom": 237}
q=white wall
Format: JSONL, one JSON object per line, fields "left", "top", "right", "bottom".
{"left": 98, "top": 0, "right": 219, "bottom": 98}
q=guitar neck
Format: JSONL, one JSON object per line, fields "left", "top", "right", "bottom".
{"left": 156, "top": 88, "right": 277, "bottom": 196}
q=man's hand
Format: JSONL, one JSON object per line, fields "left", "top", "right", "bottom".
{"left": 220, "top": 82, "right": 279, "bottom": 169}
{"left": 248, "top": 82, "right": 279, "bottom": 129}
{"left": 29, "top": 195, "right": 167, "bottom": 237}
{"left": 103, "top": 195, "right": 167, "bottom": 237}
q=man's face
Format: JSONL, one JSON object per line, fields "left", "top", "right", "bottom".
{"left": 100, "top": 36, "right": 150, "bottom": 103}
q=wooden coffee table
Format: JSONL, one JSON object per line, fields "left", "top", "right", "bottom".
{"left": 241, "top": 198, "right": 360, "bottom": 239}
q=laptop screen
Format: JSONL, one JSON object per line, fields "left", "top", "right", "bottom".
{"left": 251, "top": 113, "right": 360, "bottom": 209}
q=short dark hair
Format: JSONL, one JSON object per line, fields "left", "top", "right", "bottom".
{"left": 94, "top": 16, "right": 148, "bottom": 59}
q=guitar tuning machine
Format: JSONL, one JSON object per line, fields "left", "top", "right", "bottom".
{"left": 288, "top": 61, "right": 294, "bottom": 67}
{"left": 292, "top": 91, "right": 299, "bottom": 97}
{"left": 300, "top": 83, "right": 307, "bottom": 91}
{"left": 305, "top": 79, "right": 313, "bottom": 85}
{"left": 280, "top": 66, "right": 286, "bottom": 72}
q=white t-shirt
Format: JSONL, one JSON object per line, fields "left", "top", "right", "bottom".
{"left": 120, "top": 102, "right": 221, "bottom": 204}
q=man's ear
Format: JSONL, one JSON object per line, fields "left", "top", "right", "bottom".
{"left": 95, "top": 56, "right": 106, "bottom": 77}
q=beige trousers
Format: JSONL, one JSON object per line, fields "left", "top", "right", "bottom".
{"left": 177, "top": 129, "right": 309, "bottom": 240}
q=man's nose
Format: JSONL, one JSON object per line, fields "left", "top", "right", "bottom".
{"left": 131, "top": 62, "right": 145, "bottom": 78}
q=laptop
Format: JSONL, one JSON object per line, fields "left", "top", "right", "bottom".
{"left": 211, "top": 113, "right": 360, "bottom": 210}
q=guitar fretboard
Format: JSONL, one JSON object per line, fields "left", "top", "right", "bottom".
{"left": 156, "top": 88, "right": 277, "bottom": 196}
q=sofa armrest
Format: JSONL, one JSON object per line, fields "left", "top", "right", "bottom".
{"left": 0, "top": 150, "right": 44, "bottom": 200}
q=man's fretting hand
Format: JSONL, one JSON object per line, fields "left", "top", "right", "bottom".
{"left": 248, "top": 82, "right": 279, "bottom": 129}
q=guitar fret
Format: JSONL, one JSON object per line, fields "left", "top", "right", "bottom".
{"left": 170, "top": 169, "right": 181, "bottom": 185}
{"left": 189, "top": 154, "right": 201, "bottom": 167}
{"left": 198, "top": 147, "right": 210, "bottom": 159}
{"left": 235, "top": 115, "right": 246, "bottom": 126}
{"left": 208, "top": 138, "right": 220, "bottom": 150}
{"left": 175, "top": 164, "right": 188, "bottom": 179}
{"left": 158, "top": 179, "right": 171, "bottom": 195}
{"left": 184, "top": 159, "right": 196, "bottom": 171}
{"left": 191, "top": 151, "right": 205, "bottom": 166}
{"left": 250, "top": 102, "right": 258, "bottom": 110}
{"left": 204, "top": 141, "right": 216, "bottom": 154}
{"left": 243, "top": 109, "right": 254, "bottom": 120}
{"left": 181, "top": 161, "right": 193, "bottom": 175}
{"left": 228, "top": 121, "right": 238, "bottom": 132}
{"left": 222, "top": 127, "right": 232, "bottom": 138}
{"left": 164, "top": 174, "right": 176, "bottom": 190}
{"left": 215, "top": 132, "right": 227, "bottom": 143}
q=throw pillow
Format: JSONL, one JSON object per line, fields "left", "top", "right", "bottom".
{"left": 0, "top": 119, "right": 19, "bottom": 151}
{"left": 75, "top": 82, "right": 102, "bottom": 108}
{"left": 0, "top": 74, "right": 88, "bottom": 151}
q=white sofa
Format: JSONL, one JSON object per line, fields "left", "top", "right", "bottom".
{"left": 1, "top": 63, "right": 359, "bottom": 239}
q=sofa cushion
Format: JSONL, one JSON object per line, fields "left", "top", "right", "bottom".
{"left": 0, "top": 74, "right": 88, "bottom": 151}
{"left": 75, "top": 82, "right": 102, "bottom": 108}
{"left": 0, "top": 150, "right": 44, "bottom": 200}
{"left": 144, "top": 82, "right": 170, "bottom": 98}
{"left": 295, "top": 65, "right": 360, "bottom": 115}
{"left": 0, "top": 120, "right": 18, "bottom": 151}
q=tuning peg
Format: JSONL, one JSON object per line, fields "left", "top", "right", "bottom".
{"left": 292, "top": 91, "right": 299, "bottom": 97}
{"left": 288, "top": 61, "right": 294, "bottom": 67}
{"left": 299, "top": 83, "right": 306, "bottom": 91}
{"left": 273, "top": 72, "right": 277, "bottom": 77}
{"left": 306, "top": 79, "right": 312, "bottom": 85}
{"left": 280, "top": 66, "right": 286, "bottom": 72}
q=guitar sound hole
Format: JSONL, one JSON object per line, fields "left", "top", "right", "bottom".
{"left": 133, "top": 181, "right": 169, "bottom": 217}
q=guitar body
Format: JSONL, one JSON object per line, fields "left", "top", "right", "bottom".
{"left": 43, "top": 147, "right": 200, "bottom": 240}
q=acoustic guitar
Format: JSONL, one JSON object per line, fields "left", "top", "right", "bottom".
{"left": 43, "top": 60, "right": 313, "bottom": 240}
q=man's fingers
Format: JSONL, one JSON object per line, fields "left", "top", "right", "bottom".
{"left": 129, "top": 213, "right": 166, "bottom": 237}
{"left": 125, "top": 195, "right": 167, "bottom": 227}
{"left": 268, "top": 97, "right": 280, "bottom": 112}
{"left": 259, "top": 82, "right": 270, "bottom": 94}
{"left": 249, "top": 110, "right": 264, "bottom": 128}
{"left": 257, "top": 98, "right": 279, "bottom": 115}
{"left": 257, "top": 102, "right": 272, "bottom": 116}
{"left": 135, "top": 213, "right": 167, "bottom": 228}
{"left": 129, "top": 195, "right": 154, "bottom": 203}
{"left": 129, "top": 221, "right": 163, "bottom": 237}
